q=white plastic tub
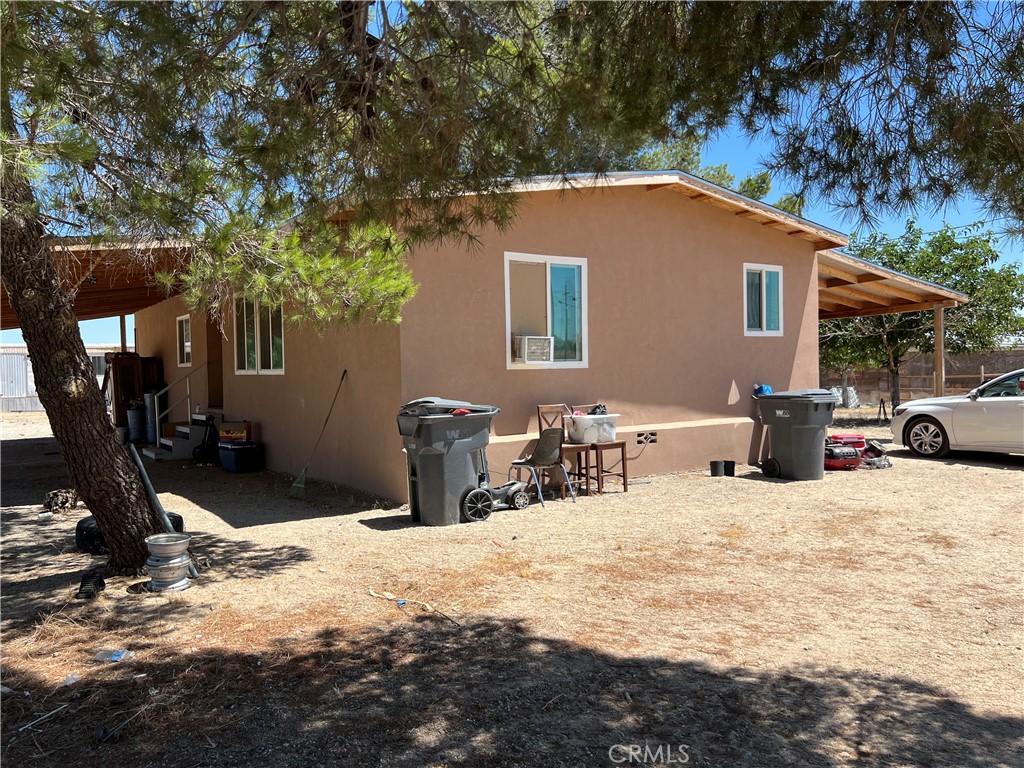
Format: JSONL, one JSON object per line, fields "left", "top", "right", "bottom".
{"left": 565, "top": 414, "right": 619, "bottom": 444}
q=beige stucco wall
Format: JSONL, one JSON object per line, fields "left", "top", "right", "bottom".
{"left": 399, "top": 185, "right": 822, "bottom": 479}
{"left": 135, "top": 296, "right": 210, "bottom": 424}
{"left": 137, "top": 296, "right": 406, "bottom": 500}
{"left": 221, "top": 320, "right": 405, "bottom": 500}
{"left": 135, "top": 184, "right": 825, "bottom": 502}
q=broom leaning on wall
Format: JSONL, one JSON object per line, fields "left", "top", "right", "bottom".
{"left": 290, "top": 369, "right": 348, "bottom": 499}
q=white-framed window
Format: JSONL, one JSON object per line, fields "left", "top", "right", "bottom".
{"left": 504, "top": 252, "right": 588, "bottom": 369}
{"left": 176, "top": 315, "right": 192, "bottom": 366}
{"left": 234, "top": 300, "right": 284, "bottom": 374}
{"left": 744, "top": 263, "right": 783, "bottom": 336}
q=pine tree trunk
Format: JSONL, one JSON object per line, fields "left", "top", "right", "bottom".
{"left": 1, "top": 166, "right": 162, "bottom": 574}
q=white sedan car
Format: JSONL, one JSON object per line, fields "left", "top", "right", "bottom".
{"left": 890, "top": 368, "right": 1024, "bottom": 458}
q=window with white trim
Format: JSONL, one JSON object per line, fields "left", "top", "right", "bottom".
{"left": 234, "top": 300, "right": 284, "bottom": 374}
{"left": 176, "top": 315, "right": 192, "bottom": 366}
{"left": 504, "top": 252, "right": 587, "bottom": 368}
{"left": 744, "top": 263, "right": 783, "bottom": 336}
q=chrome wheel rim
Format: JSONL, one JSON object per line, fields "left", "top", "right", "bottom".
{"left": 909, "top": 422, "right": 944, "bottom": 455}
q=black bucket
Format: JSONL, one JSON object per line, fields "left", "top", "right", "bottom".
{"left": 710, "top": 460, "right": 725, "bottom": 477}
{"left": 724, "top": 460, "right": 736, "bottom": 477}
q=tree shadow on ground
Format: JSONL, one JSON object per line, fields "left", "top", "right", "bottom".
{"left": 0, "top": 517, "right": 313, "bottom": 636}
{"left": 144, "top": 459, "right": 404, "bottom": 529}
{"left": 0, "top": 428, "right": 402, "bottom": 532}
{"left": 1, "top": 615, "right": 1020, "bottom": 768}
{"left": 0, "top": 435, "right": 70, "bottom": 507}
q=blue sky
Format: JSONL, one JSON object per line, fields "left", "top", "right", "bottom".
{"left": 701, "top": 128, "right": 1023, "bottom": 269}
{"left": 3, "top": 127, "right": 1019, "bottom": 346}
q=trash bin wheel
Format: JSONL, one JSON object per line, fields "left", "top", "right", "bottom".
{"left": 511, "top": 491, "right": 530, "bottom": 510}
{"left": 762, "top": 458, "right": 782, "bottom": 478}
{"left": 461, "top": 489, "right": 493, "bottom": 522}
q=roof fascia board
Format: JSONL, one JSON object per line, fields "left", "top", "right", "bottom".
{"left": 517, "top": 171, "right": 849, "bottom": 249}
{"left": 820, "top": 250, "right": 968, "bottom": 303}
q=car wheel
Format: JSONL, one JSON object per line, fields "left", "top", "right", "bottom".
{"left": 905, "top": 417, "right": 951, "bottom": 458}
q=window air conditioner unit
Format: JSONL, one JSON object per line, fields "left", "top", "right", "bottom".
{"left": 515, "top": 335, "right": 554, "bottom": 363}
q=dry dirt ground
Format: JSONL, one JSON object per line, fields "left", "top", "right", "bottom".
{"left": 1, "top": 410, "right": 1022, "bottom": 767}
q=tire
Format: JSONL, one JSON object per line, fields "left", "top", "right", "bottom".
{"left": 461, "top": 489, "right": 493, "bottom": 523}
{"left": 762, "top": 457, "right": 782, "bottom": 478}
{"left": 905, "top": 416, "right": 950, "bottom": 458}
{"left": 511, "top": 491, "right": 531, "bottom": 510}
{"left": 75, "top": 513, "right": 185, "bottom": 555}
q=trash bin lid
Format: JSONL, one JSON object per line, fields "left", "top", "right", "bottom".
{"left": 757, "top": 388, "right": 838, "bottom": 403}
{"left": 398, "top": 397, "right": 499, "bottom": 416}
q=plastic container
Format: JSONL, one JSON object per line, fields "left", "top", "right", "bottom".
{"left": 396, "top": 397, "right": 500, "bottom": 526}
{"left": 218, "top": 441, "right": 264, "bottom": 473}
{"left": 565, "top": 414, "right": 619, "bottom": 444}
{"left": 758, "top": 389, "right": 838, "bottom": 480}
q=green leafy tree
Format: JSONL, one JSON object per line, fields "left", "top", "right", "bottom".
{"left": 623, "top": 135, "right": 803, "bottom": 215}
{"left": 820, "top": 222, "right": 1024, "bottom": 407}
{"left": 1, "top": 2, "right": 1019, "bottom": 570}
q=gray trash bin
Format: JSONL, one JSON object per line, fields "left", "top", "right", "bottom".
{"left": 397, "top": 397, "right": 500, "bottom": 526}
{"left": 757, "top": 389, "right": 838, "bottom": 480}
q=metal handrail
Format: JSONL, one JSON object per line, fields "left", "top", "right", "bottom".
{"left": 156, "top": 361, "right": 208, "bottom": 422}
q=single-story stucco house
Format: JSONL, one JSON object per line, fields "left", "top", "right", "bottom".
{"left": 114, "top": 172, "right": 965, "bottom": 500}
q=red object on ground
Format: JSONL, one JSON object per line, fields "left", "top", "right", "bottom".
{"left": 824, "top": 444, "right": 861, "bottom": 471}
{"left": 829, "top": 433, "right": 867, "bottom": 452}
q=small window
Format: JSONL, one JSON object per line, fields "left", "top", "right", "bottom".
{"left": 176, "top": 315, "right": 192, "bottom": 366}
{"left": 234, "top": 300, "right": 284, "bottom": 374}
{"left": 744, "top": 264, "right": 783, "bottom": 336}
{"left": 505, "top": 252, "right": 587, "bottom": 369}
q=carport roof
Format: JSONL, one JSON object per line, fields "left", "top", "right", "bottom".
{"left": 1, "top": 239, "right": 188, "bottom": 330}
{"left": 817, "top": 249, "right": 969, "bottom": 320}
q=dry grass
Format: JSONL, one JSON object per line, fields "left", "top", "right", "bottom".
{"left": 2, "top": 412, "right": 1022, "bottom": 767}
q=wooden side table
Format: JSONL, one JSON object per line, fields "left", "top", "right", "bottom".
{"left": 591, "top": 440, "right": 628, "bottom": 494}
{"left": 560, "top": 443, "right": 593, "bottom": 497}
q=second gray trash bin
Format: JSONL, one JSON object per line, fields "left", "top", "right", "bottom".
{"left": 397, "top": 397, "right": 500, "bottom": 526}
{"left": 757, "top": 389, "right": 838, "bottom": 480}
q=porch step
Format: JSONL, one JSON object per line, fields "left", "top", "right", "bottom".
{"left": 145, "top": 425, "right": 206, "bottom": 460}
{"left": 142, "top": 444, "right": 173, "bottom": 461}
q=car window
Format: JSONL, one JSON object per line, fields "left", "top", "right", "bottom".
{"left": 979, "top": 374, "right": 1024, "bottom": 397}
